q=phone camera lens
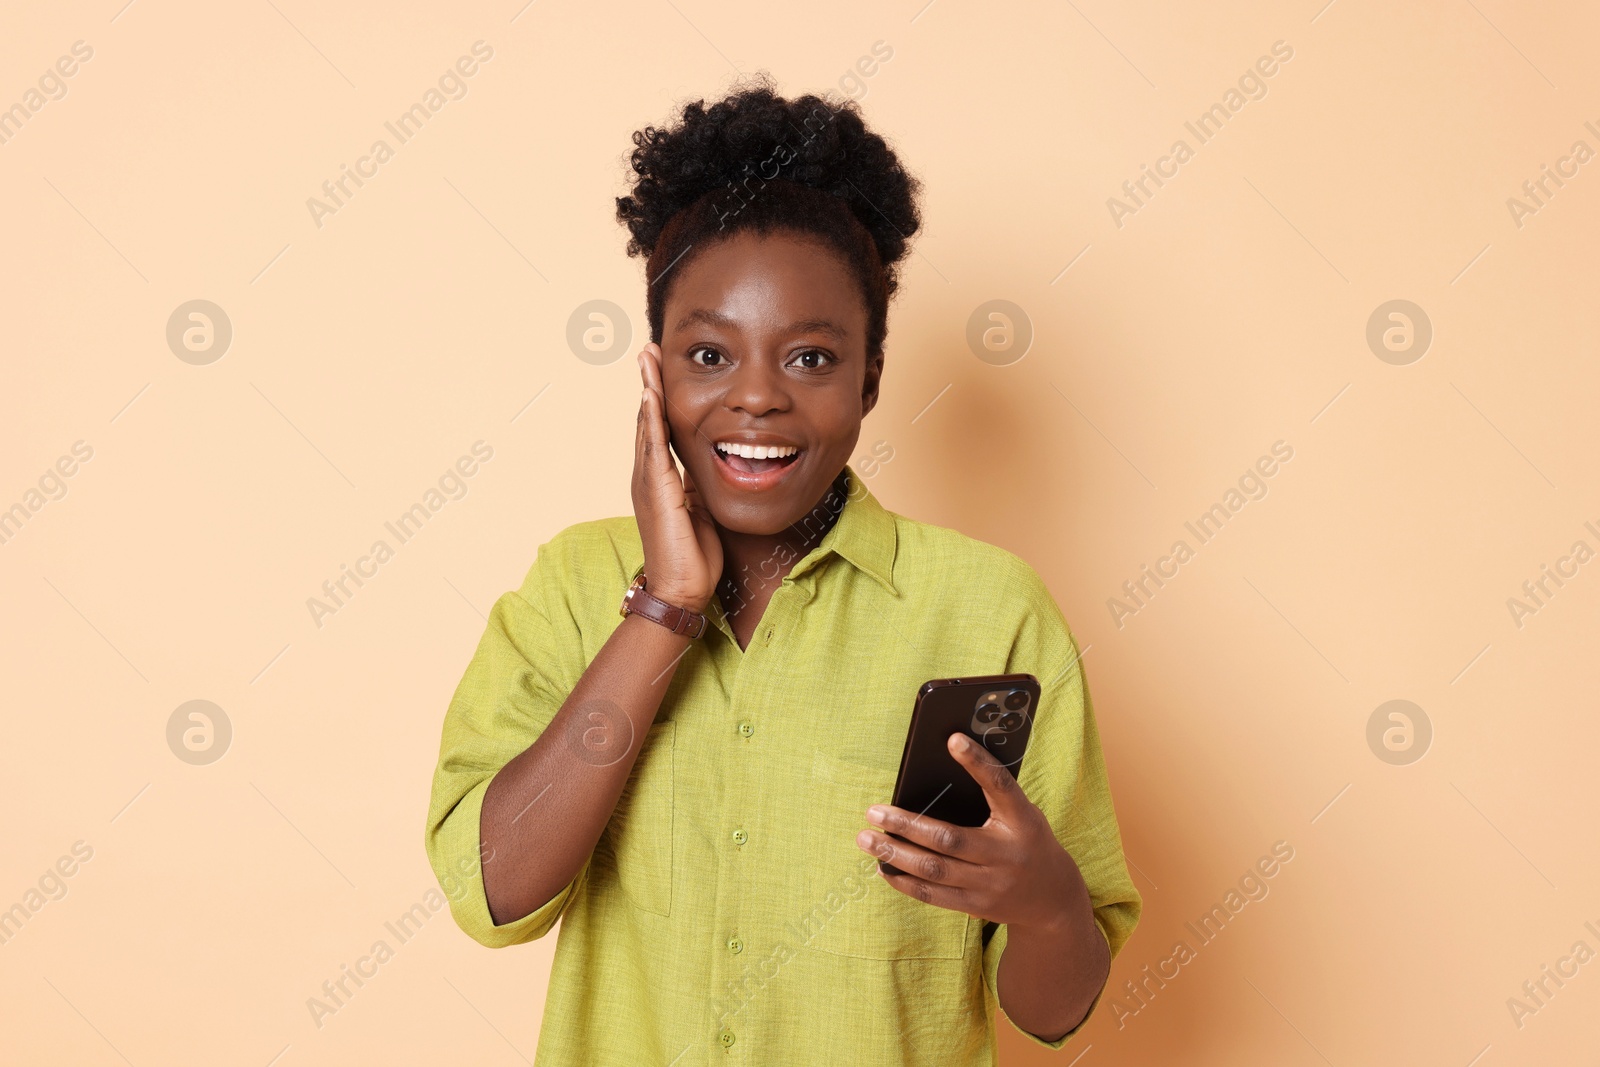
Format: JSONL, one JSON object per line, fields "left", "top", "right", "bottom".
{"left": 998, "top": 710, "right": 1023, "bottom": 732}
{"left": 975, "top": 702, "right": 1001, "bottom": 722}
{"left": 1003, "top": 690, "right": 1029, "bottom": 712}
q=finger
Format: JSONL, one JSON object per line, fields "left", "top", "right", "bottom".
{"left": 633, "top": 380, "right": 650, "bottom": 490}
{"left": 640, "top": 342, "right": 664, "bottom": 394}
{"left": 642, "top": 344, "right": 690, "bottom": 471}
{"left": 682, "top": 463, "right": 703, "bottom": 511}
{"left": 856, "top": 828, "right": 984, "bottom": 889}
{"left": 878, "top": 865, "right": 978, "bottom": 916}
{"left": 683, "top": 469, "right": 713, "bottom": 529}
{"left": 643, "top": 348, "right": 684, "bottom": 482}
{"left": 865, "top": 804, "right": 998, "bottom": 865}
{"left": 644, "top": 342, "right": 710, "bottom": 456}
{"left": 637, "top": 371, "right": 679, "bottom": 499}
{"left": 948, "top": 732, "right": 1028, "bottom": 823}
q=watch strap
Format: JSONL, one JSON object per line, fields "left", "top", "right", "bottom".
{"left": 619, "top": 575, "right": 708, "bottom": 638}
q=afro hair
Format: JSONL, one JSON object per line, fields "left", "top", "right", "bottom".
{"left": 616, "top": 77, "right": 921, "bottom": 357}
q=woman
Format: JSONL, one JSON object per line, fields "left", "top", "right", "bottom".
{"left": 426, "top": 82, "right": 1141, "bottom": 1065}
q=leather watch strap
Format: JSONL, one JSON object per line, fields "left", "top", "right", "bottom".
{"left": 619, "top": 574, "right": 709, "bottom": 638}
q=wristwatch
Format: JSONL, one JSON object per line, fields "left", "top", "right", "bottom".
{"left": 619, "top": 574, "right": 709, "bottom": 638}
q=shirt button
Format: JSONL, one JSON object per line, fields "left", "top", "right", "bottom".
{"left": 719, "top": 1030, "right": 736, "bottom": 1048}
{"left": 731, "top": 828, "right": 748, "bottom": 846}
{"left": 727, "top": 935, "right": 744, "bottom": 954}
{"left": 737, "top": 721, "right": 754, "bottom": 738}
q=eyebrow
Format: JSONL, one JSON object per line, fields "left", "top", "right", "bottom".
{"left": 672, "top": 308, "right": 849, "bottom": 341}
{"left": 783, "top": 318, "right": 848, "bottom": 341}
{"left": 674, "top": 308, "right": 738, "bottom": 332}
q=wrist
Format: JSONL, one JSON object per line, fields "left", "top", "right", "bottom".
{"left": 642, "top": 581, "right": 711, "bottom": 614}
{"left": 1021, "top": 852, "right": 1094, "bottom": 940}
{"left": 619, "top": 574, "right": 712, "bottom": 638}
{"left": 620, "top": 611, "right": 695, "bottom": 641}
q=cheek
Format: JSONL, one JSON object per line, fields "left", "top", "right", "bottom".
{"left": 661, "top": 385, "right": 716, "bottom": 460}
{"left": 664, "top": 409, "right": 697, "bottom": 455}
{"left": 812, "top": 384, "right": 867, "bottom": 445}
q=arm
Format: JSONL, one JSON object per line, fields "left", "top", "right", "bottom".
{"left": 993, "top": 861, "right": 1111, "bottom": 1041}
{"left": 479, "top": 613, "right": 692, "bottom": 924}
{"left": 476, "top": 343, "right": 723, "bottom": 926}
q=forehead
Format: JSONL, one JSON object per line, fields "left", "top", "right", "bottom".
{"left": 664, "top": 230, "right": 866, "bottom": 333}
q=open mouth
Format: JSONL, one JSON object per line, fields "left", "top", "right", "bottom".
{"left": 713, "top": 440, "right": 803, "bottom": 476}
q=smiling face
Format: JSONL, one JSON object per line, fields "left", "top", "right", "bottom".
{"left": 658, "top": 229, "right": 881, "bottom": 536}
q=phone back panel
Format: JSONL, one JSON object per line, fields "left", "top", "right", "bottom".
{"left": 888, "top": 673, "right": 1040, "bottom": 828}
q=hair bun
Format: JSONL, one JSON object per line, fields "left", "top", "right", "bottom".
{"left": 617, "top": 77, "right": 920, "bottom": 285}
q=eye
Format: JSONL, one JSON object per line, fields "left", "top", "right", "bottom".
{"left": 789, "top": 348, "right": 833, "bottom": 370}
{"left": 689, "top": 345, "right": 727, "bottom": 367}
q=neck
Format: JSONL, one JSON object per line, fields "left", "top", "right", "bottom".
{"left": 715, "top": 469, "right": 849, "bottom": 619}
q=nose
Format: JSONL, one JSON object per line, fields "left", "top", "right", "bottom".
{"left": 722, "top": 355, "right": 791, "bottom": 418}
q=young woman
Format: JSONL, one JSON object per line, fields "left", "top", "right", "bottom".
{"left": 426, "top": 83, "right": 1141, "bottom": 1065}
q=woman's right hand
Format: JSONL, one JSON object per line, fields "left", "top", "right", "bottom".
{"left": 632, "top": 344, "right": 723, "bottom": 613}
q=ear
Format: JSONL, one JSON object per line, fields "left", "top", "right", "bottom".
{"left": 860, "top": 351, "right": 885, "bottom": 418}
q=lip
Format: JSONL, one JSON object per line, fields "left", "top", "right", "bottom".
{"left": 707, "top": 434, "right": 805, "bottom": 492}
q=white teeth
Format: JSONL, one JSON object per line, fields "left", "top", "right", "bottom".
{"left": 716, "top": 441, "right": 799, "bottom": 459}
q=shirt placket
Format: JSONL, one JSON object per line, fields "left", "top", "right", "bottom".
{"left": 706, "top": 577, "right": 805, "bottom": 1061}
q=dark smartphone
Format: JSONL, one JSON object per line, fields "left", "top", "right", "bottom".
{"left": 878, "top": 673, "right": 1040, "bottom": 876}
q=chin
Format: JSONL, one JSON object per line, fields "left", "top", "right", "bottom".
{"left": 695, "top": 460, "right": 848, "bottom": 539}
{"left": 702, "top": 490, "right": 812, "bottom": 537}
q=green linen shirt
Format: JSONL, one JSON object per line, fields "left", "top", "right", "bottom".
{"left": 426, "top": 466, "right": 1141, "bottom": 1065}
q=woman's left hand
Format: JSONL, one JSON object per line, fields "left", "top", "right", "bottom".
{"left": 856, "top": 732, "right": 1090, "bottom": 933}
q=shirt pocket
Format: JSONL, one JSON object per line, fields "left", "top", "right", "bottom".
{"left": 601, "top": 721, "right": 675, "bottom": 917}
{"left": 800, "top": 749, "right": 969, "bottom": 961}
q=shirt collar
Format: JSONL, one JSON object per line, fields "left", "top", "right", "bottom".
{"left": 787, "top": 464, "right": 899, "bottom": 595}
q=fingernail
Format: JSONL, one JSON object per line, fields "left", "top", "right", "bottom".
{"left": 641, "top": 388, "right": 649, "bottom": 403}
{"left": 856, "top": 830, "right": 874, "bottom": 850}
{"left": 867, "top": 806, "right": 887, "bottom": 823}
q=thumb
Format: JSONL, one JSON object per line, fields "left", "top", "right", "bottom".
{"left": 948, "top": 732, "right": 1025, "bottom": 823}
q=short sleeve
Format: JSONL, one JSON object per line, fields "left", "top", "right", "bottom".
{"left": 982, "top": 561, "right": 1143, "bottom": 1048}
{"left": 424, "top": 541, "right": 591, "bottom": 948}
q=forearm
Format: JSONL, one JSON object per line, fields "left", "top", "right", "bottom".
{"left": 995, "top": 871, "right": 1110, "bottom": 1043}
{"left": 480, "top": 613, "right": 691, "bottom": 925}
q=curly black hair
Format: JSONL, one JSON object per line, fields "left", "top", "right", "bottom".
{"left": 616, "top": 78, "right": 921, "bottom": 359}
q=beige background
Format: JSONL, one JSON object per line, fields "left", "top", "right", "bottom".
{"left": 3, "top": 0, "right": 1598, "bottom": 1063}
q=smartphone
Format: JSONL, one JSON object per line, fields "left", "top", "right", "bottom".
{"left": 879, "top": 673, "right": 1040, "bottom": 876}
